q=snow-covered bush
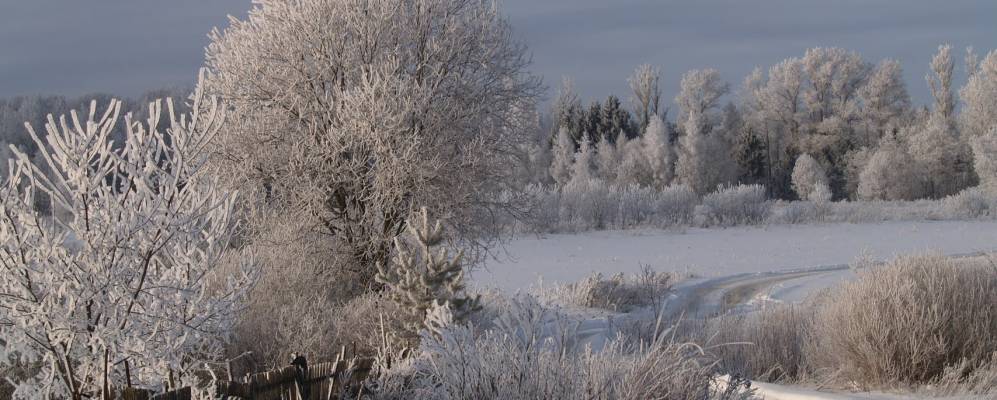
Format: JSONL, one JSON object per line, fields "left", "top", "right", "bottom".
{"left": 858, "top": 138, "right": 923, "bottom": 201}
{"left": 521, "top": 183, "right": 697, "bottom": 233}
{"left": 791, "top": 154, "right": 828, "bottom": 201}
{"left": 766, "top": 200, "right": 819, "bottom": 225}
{"left": 942, "top": 187, "right": 997, "bottom": 218}
{"left": 533, "top": 267, "right": 674, "bottom": 312}
{"left": 561, "top": 178, "right": 614, "bottom": 230}
{"left": 0, "top": 85, "right": 256, "bottom": 398}
{"left": 810, "top": 255, "right": 997, "bottom": 386}
{"left": 369, "top": 297, "right": 753, "bottom": 400}
{"left": 697, "top": 184, "right": 768, "bottom": 227}
{"left": 650, "top": 185, "right": 700, "bottom": 226}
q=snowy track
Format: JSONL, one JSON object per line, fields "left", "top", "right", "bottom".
{"left": 664, "top": 266, "right": 849, "bottom": 318}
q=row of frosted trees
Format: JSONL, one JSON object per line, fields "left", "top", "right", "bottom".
{"left": 521, "top": 45, "right": 997, "bottom": 202}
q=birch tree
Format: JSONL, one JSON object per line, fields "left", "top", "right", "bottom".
{"left": 628, "top": 64, "right": 662, "bottom": 132}
{"left": 0, "top": 82, "right": 254, "bottom": 399}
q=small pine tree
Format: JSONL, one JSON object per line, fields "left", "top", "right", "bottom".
{"left": 375, "top": 208, "right": 481, "bottom": 340}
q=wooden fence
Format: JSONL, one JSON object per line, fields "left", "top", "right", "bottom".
{"left": 215, "top": 358, "right": 374, "bottom": 400}
{"left": 117, "top": 358, "right": 373, "bottom": 400}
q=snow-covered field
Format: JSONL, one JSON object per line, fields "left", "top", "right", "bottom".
{"left": 473, "top": 221, "right": 997, "bottom": 400}
{"left": 475, "top": 220, "right": 997, "bottom": 297}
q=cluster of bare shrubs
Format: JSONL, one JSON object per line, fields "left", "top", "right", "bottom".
{"left": 689, "top": 254, "right": 997, "bottom": 397}
{"left": 368, "top": 296, "right": 753, "bottom": 400}
{"left": 695, "top": 184, "right": 769, "bottom": 227}
{"left": 524, "top": 182, "right": 997, "bottom": 234}
{"left": 523, "top": 181, "right": 698, "bottom": 232}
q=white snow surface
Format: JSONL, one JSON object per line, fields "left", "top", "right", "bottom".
{"left": 475, "top": 220, "right": 997, "bottom": 294}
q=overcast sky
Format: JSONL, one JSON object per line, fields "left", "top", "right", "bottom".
{"left": 2, "top": 0, "right": 995, "bottom": 106}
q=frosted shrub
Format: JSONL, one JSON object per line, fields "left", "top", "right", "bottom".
{"left": 562, "top": 178, "right": 614, "bottom": 230}
{"left": 766, "top": 200, "right": 818, "bottom": 224}
{"left": 616, "top": 184, "right": 659, "bottom": 227}
{"left": 697, "top": 184, "right": 768, "bottom": 227}
{"left": 522, "top": 183, "right": 698, "bottom": 233}
{"left": 942, "top": 187, "right": 997, "bottom": 218}
{"left": 525, "top": 184, "right": 562, "bottom": 232}
{"left": 811, "top": 255, "right": 997, "bottom": 386}
{"left": 534, "top": 267, "right": 674, "bottom": 312}
{"left": 370, "top": 297, "right": 753, "bottom": 400}
{"left": 652, "top": 184, "right": 699, "bottom": 226}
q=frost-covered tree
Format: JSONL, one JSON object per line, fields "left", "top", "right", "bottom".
{"left": 791, "top": 154, "right": 829, "bottom": 200}
{"left": 551, "top": 77, "right": 582, "bottom": 138}
{"left": 801, "top": 48, "right": 871, "bottom": 124}
{"left": 928, "top": 45, "right": 956, "bottom": 120}
{"left": 910, "top": 45, "right": 973, "bottom": 198}
{"left": 375, "top": 208, "right": 479, "bottom": 341}
{"left": 642, "top": 115, "right": 674, "bottom": 188}
{"left": 859, "top": 137, "right": 922, "bottom": 201}
{"left": 615, "top": 134, "right": 650, "bottom": 186}
{"left": 675, "top": 70, "right": 734, "bottom": 194}
{"left": 858, "top": 59, "right": 911, "bottom": 142}
{"left": 0, "top": 85, "right": 255, "bottom": 399}
{"left": 569, "top": 133, "right": 596, "bottom": 184}
{"left": 628, "top": 64, "right": 662, "bottom": 132}
{"left": 739, "top": 61, "right": 803, "bottom": 198}
{"left": 598, "top": 96, "right": 635, "bottom": 142}
{"left": 550, "top": 127, "right": 576, "bottom": 186}
{"left": 971, "top": 126, "right": 997, "bottom": 193}
{"left": 909, "top": 113, "right": 971, "bottom": 197}
{"left": 202, "top": 0, "right": 541, "bottom": 283}
{"left": 595, "top": 137, "right": 620, "bottom": 184}
{"left": 966, "top": 46, "right": 980, "bottom": 78}
{"left": 675, "top": 69, "right": 729, "bottom": 125}
{"left": 676, "top": 109, "right": 722, "bottom": 195}
{"left": 960, "top": 50, "right": 997, "bottom": 138}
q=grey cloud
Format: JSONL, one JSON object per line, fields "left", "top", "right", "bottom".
{"left": 1, "top": 0, "right": 995, "bottom": 106}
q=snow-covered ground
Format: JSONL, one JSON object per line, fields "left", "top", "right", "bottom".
{"left": 474, "top": 220, "right": 997, "bottom": 400}
{"left": 475, "top": 220, "right": 997, "bottom": 297}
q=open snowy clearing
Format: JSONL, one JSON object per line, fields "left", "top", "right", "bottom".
{"left": 475, "top": 220, "right": 997, "bottom": 299}
{"left": 474, "top": 221, "right": 997, "bottom": 400}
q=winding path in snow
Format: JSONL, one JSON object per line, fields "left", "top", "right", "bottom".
{"left": 475, "top": 220, "right": 997, "bottom": 307}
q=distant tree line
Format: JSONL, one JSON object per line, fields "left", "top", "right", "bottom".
{"left": 521, "top": 46, "right": 997, "bottom": 202}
